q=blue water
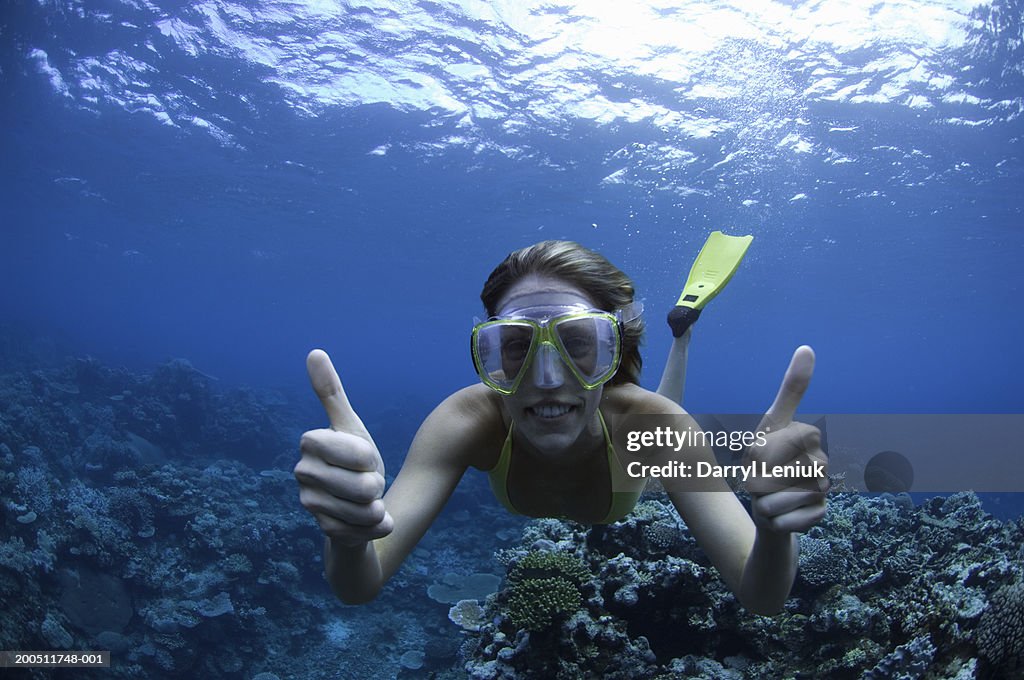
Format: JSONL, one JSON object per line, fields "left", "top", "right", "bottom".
{"left": 2, "top": 0, "right": 1023, "bottom": 676}
{"left": 4, "top": 0, "right": 1023, "bottom": 417}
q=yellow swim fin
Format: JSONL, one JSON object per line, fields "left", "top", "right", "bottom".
{"left": 668, "top": 230, "right": 753, "bottom": 337}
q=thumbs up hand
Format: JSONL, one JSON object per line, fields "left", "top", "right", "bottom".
{"left": 744, "top": 346, "right": 829, "bottom": 533}
{"left": 294, "top": 349, "right": 394, "bottom": 546}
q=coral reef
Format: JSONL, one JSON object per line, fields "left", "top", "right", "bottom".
{"left": 461, "top": 494, "right": 1024, "bottom": 679}
{"left": 2, "top": 356, "right": 297, "bottom": 473}
{"left": 4, "top": 349, "right": 1024, "bottom": 679}
{"left": 0, "top": 356, "right": 503, "bottom": 678}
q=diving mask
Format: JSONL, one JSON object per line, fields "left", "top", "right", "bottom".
{"left": 471, "top": 302, "right": 642, "bottom": 395}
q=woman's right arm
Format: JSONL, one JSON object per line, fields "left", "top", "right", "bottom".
{"left": 295, "top": 350, "right": 494, "bottom": 604}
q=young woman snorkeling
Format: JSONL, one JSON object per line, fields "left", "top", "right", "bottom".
{"left": 294, "top": 240, "right": 828, "bottom": 615}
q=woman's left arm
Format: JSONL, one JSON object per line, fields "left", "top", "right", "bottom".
{"left": 656, "top": 347, "right": 828, "bottom": 615}
{"left": 667, "top": 480, "right": 810, "bottom": 616}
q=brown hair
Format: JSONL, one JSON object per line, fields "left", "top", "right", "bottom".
{"left": 480, "top": 240, "right": 644, "bottom": 386}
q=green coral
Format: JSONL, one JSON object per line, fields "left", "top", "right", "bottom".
{"left": 504, "top": 551, "right": 590, "bottom": 631}
{"left": 509, "top": 550, "right": 590, "bottom": 586}
{"left": 507, "top": 577, "right": 582, "bottom": 631}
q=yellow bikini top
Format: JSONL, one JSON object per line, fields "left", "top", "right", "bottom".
{"left": 487, "top": 410, "right": 644, "bottom": 524}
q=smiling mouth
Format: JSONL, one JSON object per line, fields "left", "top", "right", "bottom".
{"left": 528, "top": 404, "right": 576, "bottom": 419}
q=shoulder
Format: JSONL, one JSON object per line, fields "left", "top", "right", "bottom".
{"left": 600, "top": 383, "right": 703, "bottom": 445}
{"left": 601, "top": 382, "right": 689, "bottom": 418}
{"left": 428, "top": 383, "right": 506, "bottom": 428}
{"left": 413, "top": 384, "right": 507, "bottom": 470}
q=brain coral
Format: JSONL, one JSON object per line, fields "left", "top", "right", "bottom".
{"left": 977, "top": 581, "right": 1024, "bottom": 674}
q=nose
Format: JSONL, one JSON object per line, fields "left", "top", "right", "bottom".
{"left": 531, "top": 343, "right": 566, "bottom": 389}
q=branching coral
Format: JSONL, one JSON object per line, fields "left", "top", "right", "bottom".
{"left": 506, "top": 576, "right": 582, "bottom": 631}
{"left": 502, "top": 550, "right": 591, "bottom": 632}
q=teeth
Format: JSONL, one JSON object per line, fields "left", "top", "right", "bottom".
{"left": 532, "top": 404, "right": 572, "bottom": 418}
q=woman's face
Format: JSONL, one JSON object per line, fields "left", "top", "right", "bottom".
{"left": 494, "top": 274, "right": 605, "bottom": 457}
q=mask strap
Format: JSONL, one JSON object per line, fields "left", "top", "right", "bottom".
{"left": 618, "top": 301, "right": 644, "bottom": 323}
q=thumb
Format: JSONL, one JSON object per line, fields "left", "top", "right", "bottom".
{"left": 306, "top": 349, "right": 374, "bottom": 444}
{"left": 757, "top": 345, "right": 815, "bottom": 433}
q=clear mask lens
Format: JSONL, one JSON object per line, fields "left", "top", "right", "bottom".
{"left": 471, "top": 310, "right": 622, "bottom": 394}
